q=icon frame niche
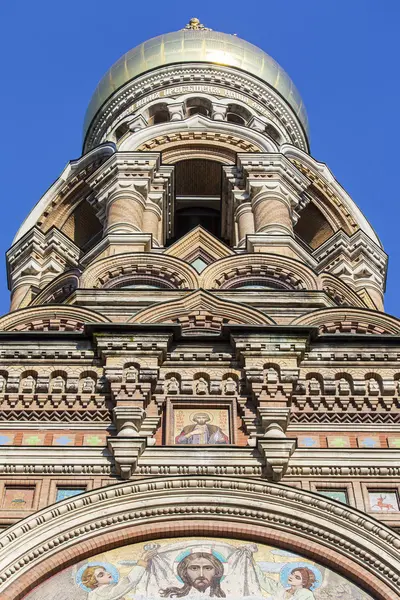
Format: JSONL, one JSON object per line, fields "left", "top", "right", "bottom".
{"left": 166, "top": 397, "right": 237, "bottom": 446}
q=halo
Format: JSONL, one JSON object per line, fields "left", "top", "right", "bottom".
{"left": 76, "top": 562, "right": 120, "bottom": 592}
{"left": 190, "top": 411, "right": 213, "bottom": 423}
{"left": 279, "top": 562, "right": 322, "bottom": 591}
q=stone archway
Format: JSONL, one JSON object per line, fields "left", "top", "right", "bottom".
{"left": 1, "top": 476, "right": 399, "bottom": 599}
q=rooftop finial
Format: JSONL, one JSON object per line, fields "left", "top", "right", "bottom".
{"left": 183, "top": 17, "right": 212, "bottom": 31}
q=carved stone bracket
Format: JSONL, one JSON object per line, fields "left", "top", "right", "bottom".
{"left": 107, "top": 437, "right": 147, "bottom": 479}
{"left": 258, "top": 432, "right": 297, "bottom": 481}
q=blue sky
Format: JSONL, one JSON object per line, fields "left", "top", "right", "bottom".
{"left": 0, "top": 0, "right": 399, "bottom": 316}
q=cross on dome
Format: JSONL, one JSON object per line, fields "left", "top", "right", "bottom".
{"left": 182, "top": 17, "right": 212, "bottom": 30}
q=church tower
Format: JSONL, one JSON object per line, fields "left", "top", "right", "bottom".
{"left": 0, "top": 18, "right": 399, "bottom": 600}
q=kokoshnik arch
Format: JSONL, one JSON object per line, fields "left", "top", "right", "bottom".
{"left": 0, "top": 16, "right": 399, "bottom": 600}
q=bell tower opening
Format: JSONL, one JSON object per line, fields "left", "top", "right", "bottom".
{"left": 172, "top": 158, "right": 222, "bottom": 240}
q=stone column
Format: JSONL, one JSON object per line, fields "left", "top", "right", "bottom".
{"left": 142, "top": 201, "right": 162, "bottom": 244}
{"left": 167, "top": 102, "right": 185, "bottom": 121}
{"left": 212, "top": 102, "right": 227, "bottom": 121}
{"left": 235, "top": 202, "right": 255, "bottom": 243}
{"left": 10, "top": 283, "right": 31, "bottom": 311}
{"left": 252, "top": 189, "right": 293, "bottom": 236}
{"left": 87, "top": 152, "right": 173, "bottom": 251}
{"left": 236, "top": 154, "right": 310, "bottom": 238}
{"left": 105, "top": 191, "right": 146, "bottom": 234}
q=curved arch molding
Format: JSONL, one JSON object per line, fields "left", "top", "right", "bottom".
{"left": 0, "top": 477, "right": 399, "bottom": 599}
{"left": 129, "top": 289, "right": 275, "bottom": 331}
{"left": 293, "top": 307, "right": 400, "bottom": 335}
{"left": 0, "top": 305, "right": 110, "bottom": 332}
{"left": 80, "top": 253, "right": 200, "bottom": 290}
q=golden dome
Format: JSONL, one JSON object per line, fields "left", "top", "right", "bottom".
{"left": 83, "top": 20, "right": 308, "bottom": 139}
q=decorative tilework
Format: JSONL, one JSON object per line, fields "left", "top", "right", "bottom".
{"left": 0, "top": 433, "right": 14, "bottom": 445}
{"left": 2, "top": 486, "right": 35, "bottom": 510}
{"left": 327, "top": 436, "right": 350, "bottom": 448}
{"left": 56, "top": 488, "right": 86, "bottom": 502}
{"left": 388, "top": 437, "right": 400, "bottom": 448}
{"left": 22, "top": 433, "right": 46, "bottom": 446}
{"left": 83, "top": 434, "right": 106, "bottom": 446}
{"left": 358, "top": 436, "right": 380, "bottom": 448}
{"left": 190, "top": 258, "right": 208, "bottom": 273}
{"left": 369, "top": 491, "right": 399, "bottom": 512}
{"left": 298, "top": 436, "right": 319, "bottom": 448}
{"left": 53, "top": 435, "right": 75, "bottom": 446}
{"left": 316, "top": 489, "right": 349, "bottom": 504}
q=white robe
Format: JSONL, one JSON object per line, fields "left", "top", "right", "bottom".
{"left": 88, "top": 565, "right": 146, "bottom": 600}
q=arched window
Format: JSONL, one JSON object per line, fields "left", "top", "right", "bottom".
{"left": 226, "top": 112, "right": 245, "bottom": 125}
{"left": 185, "top": 97, "right": 212, "bottom": 118}
{"left": 114, "top": 122, "right": 129, "bottom": 141}
{"left": 265, "top": 123, "right": 282, "bottom": 144}
{"left": 147, "top": 103, "right": 170, "bottom": 126}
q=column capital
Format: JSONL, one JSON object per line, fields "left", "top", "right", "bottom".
{"left": 86, "top": 151, "right": 167, "bottom": 221}
{"left": 236, "top": 152, "right": 310, "bottom": 209}
{"left": 211, "top": 102, "right": 228, "bottom": 121}
{"left": 167, "top": 101, "right": 185, "bottom": 121}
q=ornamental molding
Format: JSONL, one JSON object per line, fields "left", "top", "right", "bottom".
{"left": 200, "top": 252, "right": 319, "bottom": 291}
{"left": 80, "top": 252, "right": 199, "bottom": 290}
{"left": 6, "top": 227, "right": 81, "bottom": 293}
{"left": 129, "top": 289, "right": 275, "bottom": 332}
{"left": 126, "top": 114, "right": 277, "bottom": 155}
{"left": 83, "top": 64, "right": 308, "bottom": 153}
{"left": 293, "top": 307, "right": 400, "bottom": 335}
{"left": 0, "top": 476, "right": 399, "bottom": 599}
{"left": 0, "top": 305, "right": 110, "bottom": 332}
{"left": 0, "top": 409, "right": 111, "bottom": 423}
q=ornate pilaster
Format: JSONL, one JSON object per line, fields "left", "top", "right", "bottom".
{"left": 313, "top": 229, "right": 387, "bottom": 310}
{"left": 231, "top": 328, "right": 311, "bottom": 480}
{"left": 6, "top": 227, "right": 80, "bottom": 311}
{"left": 94, "top": 329, "right": 174, "bottom": 478}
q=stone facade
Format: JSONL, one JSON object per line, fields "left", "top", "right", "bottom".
{"left": 0, "top": 18, "right": 399, "bottom": 600}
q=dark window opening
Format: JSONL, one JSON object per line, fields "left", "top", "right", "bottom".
{"left": 152, "top": 110, "right": 169, "bottom": 124}
{"left": 115, "top": 122, "right": 129, "bottom": 141}
{"left": 171, "top": 159, "right": 223, "bottom": 241}
{"left": 175, "top": 207, "right": 221, "bottom": 238}
{"left": 227, "top": 112, "right": 245, "bottom": 125}
{"left": 187, "top": 105, "right": 209, "bottom": 117}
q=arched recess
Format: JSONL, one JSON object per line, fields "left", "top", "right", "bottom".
{"left": 281, "top": 144, "right": 382, "bottom": 247}
{"left": 80, "top": 254, "right": 200, "bottom": 290}
{"left": 201, "top": 254, "right": 319, "bottom": 291}
{"left": 0, "top": 305, "right": 110, "bottom": 332}
{"left": 13, "top": 144, "right": 115, "bottom": 246}
{"left": 0, "top": 477, "right": 399, "bottom": 599}
{"left": 319, "top": 273, "right": 368, "bottom": 309}
{"left": 30, "top": 270, "right": 80, "bottom": 305}
{"left": 294, "top": 201, "right": 334, "bottom": 248}
{"left": 129, "top": 289, "right": 274, "bottom": 333}
{"left": 292, "top": 307, "right": 400, "bottom": 335}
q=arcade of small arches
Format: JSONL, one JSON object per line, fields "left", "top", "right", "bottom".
{"left": 113, "top": 94, "right": 283, "bottom": 146}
